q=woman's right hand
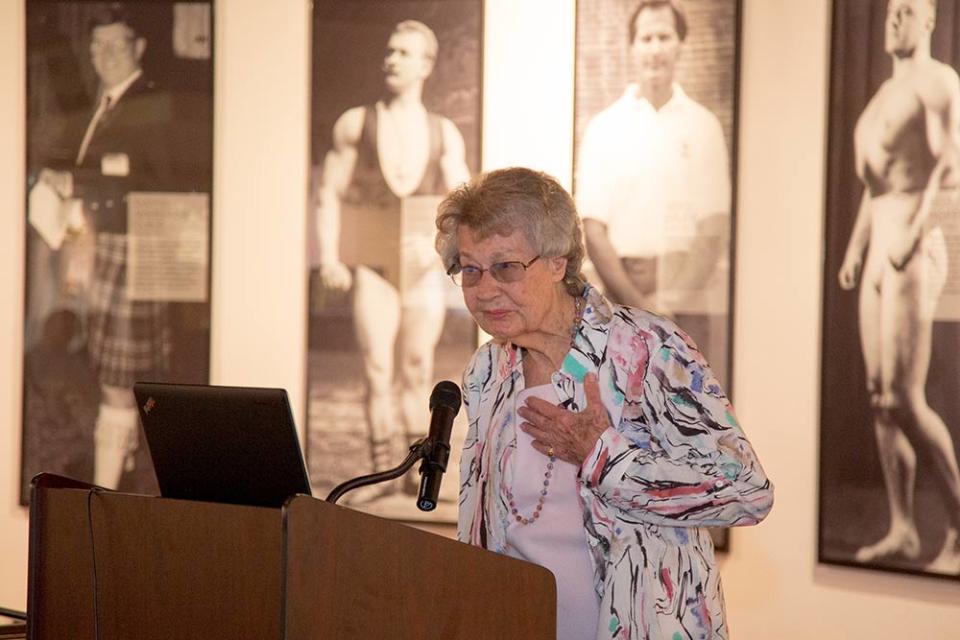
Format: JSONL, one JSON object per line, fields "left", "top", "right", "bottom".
{"left": 838, "top": 252, "right": 862, "bottom": 290}
{"left": 518, "top": 373, "right": 611, "bottom": 466}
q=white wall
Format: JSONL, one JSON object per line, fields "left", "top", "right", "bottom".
{"left": 0, "top": 0, "right": 27, "bottom": 618}
{"left": 0, "top": 1, "right": 957, "bottom": 636}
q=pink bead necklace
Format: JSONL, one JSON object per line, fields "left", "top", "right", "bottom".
{"left": 508, "top": 293, "right": 584, "bottom": 526}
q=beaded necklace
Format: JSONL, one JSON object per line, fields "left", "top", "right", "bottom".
{"left": 508, "top": 293, "right": 585, "bottom": 526}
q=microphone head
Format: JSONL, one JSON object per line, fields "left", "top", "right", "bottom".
{"left": 429, "top": 380, "right": 462, "bottom": 414}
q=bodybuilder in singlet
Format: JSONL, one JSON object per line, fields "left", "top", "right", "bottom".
{"left": 315, "top": 21, "right": 470, "bottom": 485}
{"left": 838, "top": 0, "right": 960, "bottom": 572}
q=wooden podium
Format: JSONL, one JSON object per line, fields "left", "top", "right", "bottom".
{"left": 26, "top": 474, "right": 556, "bottom": 639}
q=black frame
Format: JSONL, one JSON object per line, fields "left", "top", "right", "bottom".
{"left": 819, "top": 0, "right": 960, "bottom": 581}
{"left": 305, "top": 0, "right": 484, "bottom": 524}
{"left": 572, "top": 0, "right": 744, "bottom": 552}
{"left": 20, "top": 0, "right": 215, "bottom": 503}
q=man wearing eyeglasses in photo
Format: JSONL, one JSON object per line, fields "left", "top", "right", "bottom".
{"left": 576, "top": 0, "right": 731, "bottom": 382}
{"left": 314, "top": 20, "right": 471, "bottom": 496}
{"left": 33, "top": 4, "right": 175, "bottom": 491}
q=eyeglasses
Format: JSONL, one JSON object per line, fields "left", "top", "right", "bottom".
{"left": 90, "top": 38, "right": 135, "bottom": 54}
{"left": 447, "top": 256, "right": 540, "bottom": 288}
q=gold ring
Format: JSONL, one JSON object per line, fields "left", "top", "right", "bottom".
{"left": 547, "top": 446, "right": 555, "bottom": 458}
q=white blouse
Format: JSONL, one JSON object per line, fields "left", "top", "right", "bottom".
{"left": 505, "top": 383, "right": 600, "bottom": 640}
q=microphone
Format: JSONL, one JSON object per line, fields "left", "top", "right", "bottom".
{"left": 416, "top": 381, "right": 462, "bottom": 511}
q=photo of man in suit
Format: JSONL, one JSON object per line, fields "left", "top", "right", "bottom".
{"left": 36, "top": 5, "right": 175, "bottom": 489}
{"left": 23, "top": 1, "right": 212, "bottom": 495}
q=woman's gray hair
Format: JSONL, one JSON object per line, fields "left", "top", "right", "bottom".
{"left": 435, "top": 167, "right": 586, "bottom": 296}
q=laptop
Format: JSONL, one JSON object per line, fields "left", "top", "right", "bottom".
{"left": 134, "top": 382, "right": 312, "bottom": 508}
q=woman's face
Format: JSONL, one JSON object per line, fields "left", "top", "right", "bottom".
{"left": 456, "top": 226, "right": 567, "bottom": 342}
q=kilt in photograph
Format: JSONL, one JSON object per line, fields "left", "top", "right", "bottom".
{"left": 86, "top": 231, "right": 170, "bottom": 387}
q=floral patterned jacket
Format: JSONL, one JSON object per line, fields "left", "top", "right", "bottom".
{"left": 458, "top": 285, "right": 773, "bottom": 640}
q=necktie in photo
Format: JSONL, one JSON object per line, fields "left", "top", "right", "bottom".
{"left": 76, "top": 94, "right": 112, "bottom": 166}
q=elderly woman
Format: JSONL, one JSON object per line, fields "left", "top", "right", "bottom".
{"left": 435, "top": 167, "right": 773, "bottom": 640}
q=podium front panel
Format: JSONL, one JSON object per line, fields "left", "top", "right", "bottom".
{"left": 29, "top": 484, "right": 283, "bottom": 640}
{"left": 283, "top": 496, "right": 557, "bottom": 640}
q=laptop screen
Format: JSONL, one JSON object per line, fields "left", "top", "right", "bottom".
{"left": 134, "top": 382, "right": 312, "bottom": 508}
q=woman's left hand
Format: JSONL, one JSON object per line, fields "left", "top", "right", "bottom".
{"left": 518, "top": 373, "right": 611, "bottom": 466}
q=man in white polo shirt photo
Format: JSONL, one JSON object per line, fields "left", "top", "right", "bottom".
{"left": 577, "top": 0, "right": 731, "bottom": 379}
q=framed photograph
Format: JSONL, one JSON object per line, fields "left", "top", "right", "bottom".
{"left": 574, "top": 0, "right": 741, "bottom": 550}
{"left": 820, "top": 0, "right": 960, "bottom": 579}
{"left": 307, "top": 0, "right": 482, "bottom": 522}
{"left": 21, "top": 0, "right": 214, "bottom": 502}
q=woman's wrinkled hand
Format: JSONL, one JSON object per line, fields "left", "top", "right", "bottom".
{"left": 518, "top": 373, "right": 611, "bottom": 466}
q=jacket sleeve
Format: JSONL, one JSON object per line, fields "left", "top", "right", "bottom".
{"left": 579, "top": 324, "right": 773, "bottom": 527}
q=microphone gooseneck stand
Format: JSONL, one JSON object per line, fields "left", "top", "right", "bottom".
{"left": 327, "top": 379, "right": 461, "bottom": 510}
{"left": 325, "top": 437, "right": 436, "bottom": 506}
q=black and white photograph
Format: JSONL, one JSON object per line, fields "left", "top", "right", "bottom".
{"left": 307, "top": 0, "right": 482, "bottom": 522}
{"left": 820, "top": 0, "right": 960, "bottom": 579}
{"left": 574, "top": 0, "right": 740, "bottom": 549}
{"left": 21, "top": 0, "right": 214, "bottom": 502}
